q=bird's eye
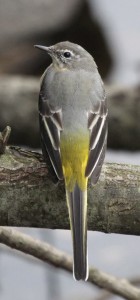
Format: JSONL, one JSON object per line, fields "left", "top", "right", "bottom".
{"left": 63, "top": 51, "right": 71, "bottom": 58}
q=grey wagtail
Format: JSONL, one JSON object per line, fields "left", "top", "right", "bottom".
{"left": 35, "top": 41, "right": 108, "bottom": 281}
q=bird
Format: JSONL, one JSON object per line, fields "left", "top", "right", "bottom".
{"left": 35, "top": 41, "right": 108, "bottom": 281}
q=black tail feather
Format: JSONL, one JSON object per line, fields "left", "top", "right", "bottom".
{"left": 66, "top": 184, "right": 88, "bottom": 281}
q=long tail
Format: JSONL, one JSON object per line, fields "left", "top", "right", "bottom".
{"left": 66, "top": 183, "right": 88, "bottom": 281}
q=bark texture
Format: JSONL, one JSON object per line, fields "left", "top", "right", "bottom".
{"left": 0, "top": 146, "right": 140, "bottom": 234}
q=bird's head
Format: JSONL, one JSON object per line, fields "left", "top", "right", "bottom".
{"left": 35, "top": 41, "right": 95, "bottom": 71}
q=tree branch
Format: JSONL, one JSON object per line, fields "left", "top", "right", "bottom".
{"left": 0, "top": 146, "right": 140, "bottom": 234}
{"left": 0, "top": 226, "right": 140, "bottom": 300}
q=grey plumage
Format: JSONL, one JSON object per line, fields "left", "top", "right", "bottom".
{"left": 35, "top": 41, "right": 108, "bottom": 281}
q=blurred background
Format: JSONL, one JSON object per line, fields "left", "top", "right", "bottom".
{"left": 0, "top": 0, "right": 140, "bottom": 299}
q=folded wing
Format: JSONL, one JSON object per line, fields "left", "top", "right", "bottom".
{"left": 39, "top": 93, "right": 64, "bottom": 181}
{"left": 85, "top": 97, "right": 108, "bottom": 184}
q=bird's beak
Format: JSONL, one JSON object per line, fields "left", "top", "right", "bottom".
{"left": 34, "top": 45, "right": 52, "bottom": 54}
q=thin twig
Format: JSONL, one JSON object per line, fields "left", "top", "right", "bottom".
{"left": 0, "top": 227, "right": 140, "bottom": 300}
{"left": 94, "top": 277, "right": 140, "bottom": 300}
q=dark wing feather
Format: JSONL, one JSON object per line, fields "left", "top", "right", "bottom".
{"left": 85, "top": 98, "right": 108, "bottom": 184}
{"left": 40, "top": 132, "right": 58, "bottom": 183}
{"left": 90, "top": 136, "right": 107, "bottom": 184}
{"left": 39, "top": 93, "right": 63, "bottom": 181}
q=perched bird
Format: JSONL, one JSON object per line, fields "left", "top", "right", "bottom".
{"left": 35, "top": 41, "right": 108, "bottom": 281}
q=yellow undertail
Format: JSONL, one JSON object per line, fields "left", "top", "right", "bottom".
{"left": 60, "top": 134, "right": 89, "bottom": 191}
